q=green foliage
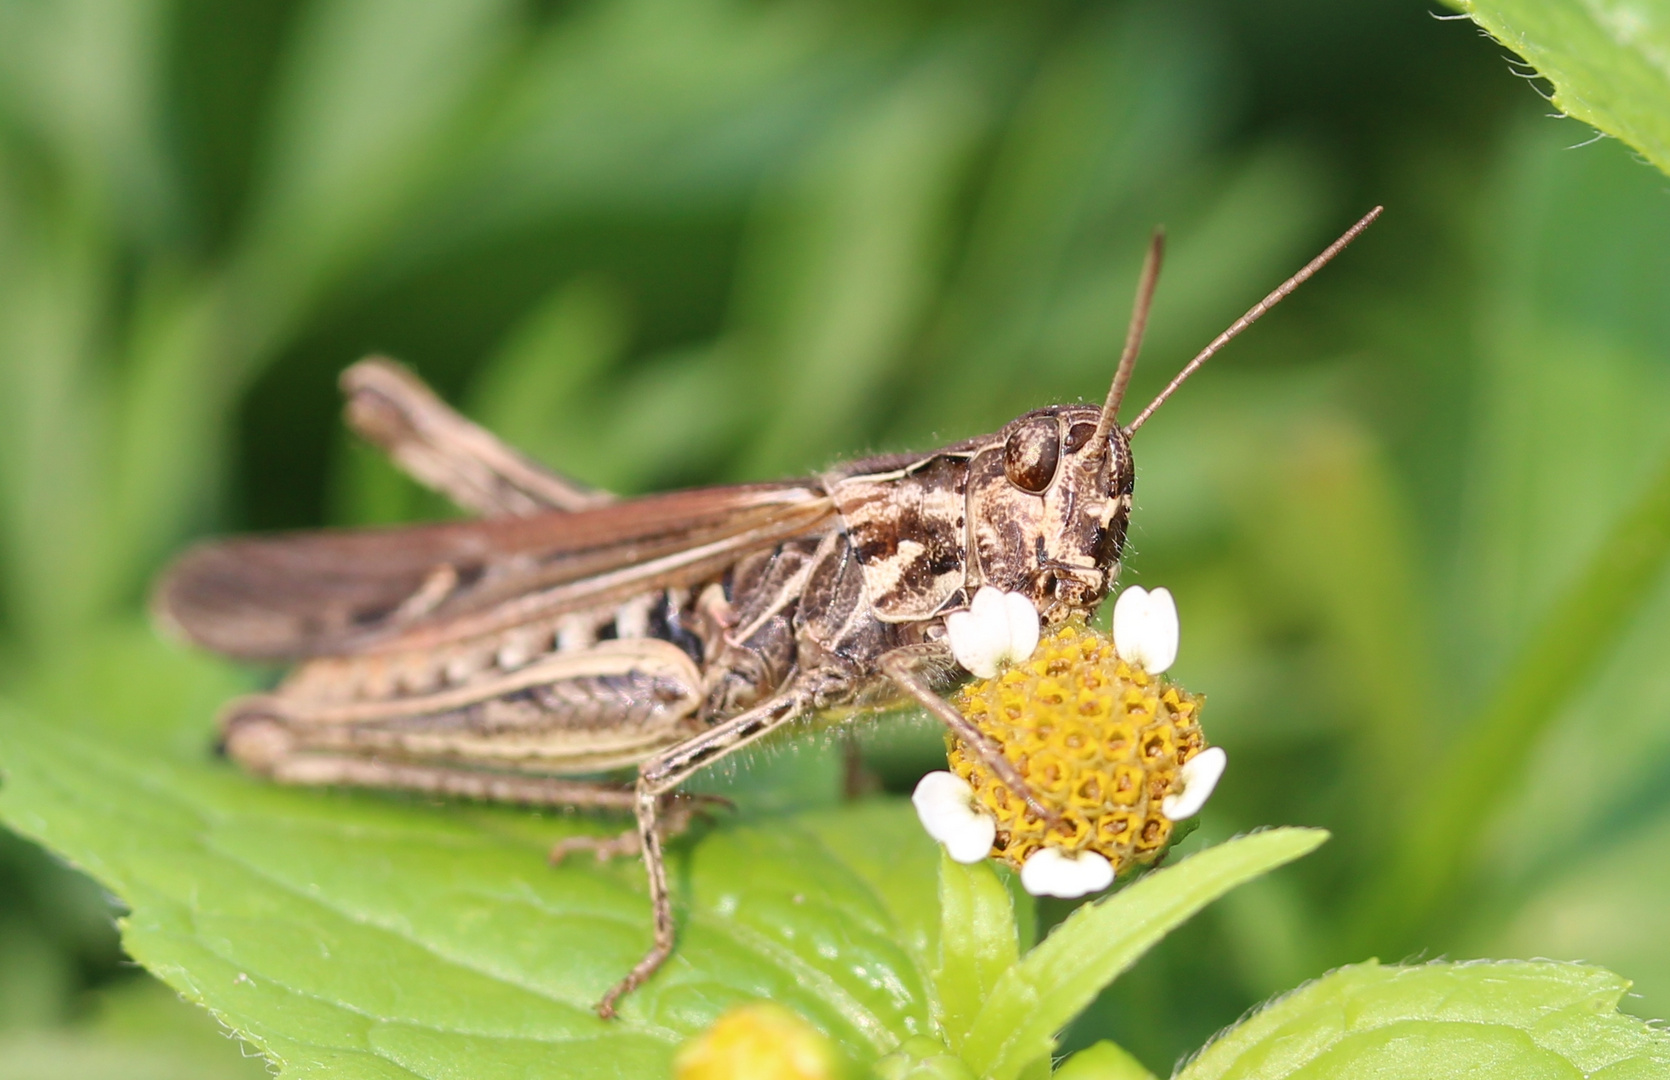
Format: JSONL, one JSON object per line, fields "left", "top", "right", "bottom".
{"left": 1178, "top": 961, "right": 1670, "bottom": 1080}
{"left": 3, "top": 0, "right": 1670, "bottom": 1076}
{"left": 0, "top": 641, "right": 933, "bottom": 1078}
{"left": 1448, "top": 0, "right": 1670, "bottom": 175}
{"left": 41, "top": 637, "right": 1628, "bottom": 1080}
{"left": 932, "top": 856, "right": 1022, "bottom": 1057}
{"left": 1363, "top": 446, "right": 1670, "bottom": 948}
{"left": 0, "top": 979, "right": 271, "bottom": 1080}
{"left": 0, "top": 626, "right": 1327, "bottom": 1077}
{"left": 872, "top": 1036, "right": 979, "bottom": 1080}
{"left": 1053, "top": 1042, "right": 1155, "bottom": 1080}
{"left": 959, "top": 831, "right": 1327, "bottom": 1080}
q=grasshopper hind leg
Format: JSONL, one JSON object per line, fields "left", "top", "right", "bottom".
{"left": 222, "top": 711, "right": 720, "bottom": 856}
{"left": 340, "top": 357, "right": 614, "bottom": 516}
{"left": 225, "top": 712, "right": 641, "bottom": 807}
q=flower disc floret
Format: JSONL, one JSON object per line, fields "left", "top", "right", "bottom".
{"left": 948, "top": 618, "right": 1212, "bottom": 877}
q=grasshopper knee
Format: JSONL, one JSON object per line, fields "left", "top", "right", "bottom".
{"left": 219, "top": 701, "right": 295, "bottom": 775}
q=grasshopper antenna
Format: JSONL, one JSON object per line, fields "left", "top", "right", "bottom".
{"left": 1093, "top": 228, "right": 1166, "bottom": 445}
{"left": 1124, "top": 205, "right": 1383, "bottom": 435}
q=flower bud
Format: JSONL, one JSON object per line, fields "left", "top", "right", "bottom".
{"left": 675, "top": 1002, "right": 840, "bottom": 1080}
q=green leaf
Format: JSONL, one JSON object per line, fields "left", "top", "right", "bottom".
{"left": 1052, "top": 1041, "right": 1156, "bottom": 1080}
{"left": 1177, "top": 960, "right": 1670, "bottom": 1080}
{"left": 0, "top": 635, "right": 945, "bottom": 1078}
{"left": 1446, "top": 0, "right": 1670, "bottom": 178}
{"left": 961, "top": 828, "right": 1329, "bottom": 1080}
{"left": 931, "top": 854, "right": 1020, "bottom": 1054}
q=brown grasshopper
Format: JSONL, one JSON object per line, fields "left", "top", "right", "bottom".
{"left": 154, "top": 208, "right": 1379, "bottom": 1017}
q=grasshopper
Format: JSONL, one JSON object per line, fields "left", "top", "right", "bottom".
{"left": 154, "top": 208, "right": 1379, "bottom": 1016}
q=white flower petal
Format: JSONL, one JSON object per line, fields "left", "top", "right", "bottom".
{"left": 1162, "top": 746, "right": 1227, "bottom": 821}
{"left": 1111, "top": 585, "right": 1149, "bottom": 665}
{"left": 947, "top": 615, "right": 1002, "bottom": 678}
{"left": 1019, "top": 847, "right": 1115, "bottom": 898}
{"left": 945, "top": 610, "right": 994, "bottom": 678}
{"left": 1142, "top": 587, "right": 1179, "bottom": 673}
{"left": 969, "top": 583, "right": 1008, "bottom": 622}
{"left": 949, "top": 586, "right": 1040, "bottom": 678}
{"left": 953, "top": 587, "right": 1010, "bottom": 677}
{"left": 1112, "top": 585, "right": 1180, "bottom": 674}
{"left": 1001, "top": 591, "right": 1041, "bottom": 665}
{"left": 912, "top": 771, "right": 997, "bottom": 863}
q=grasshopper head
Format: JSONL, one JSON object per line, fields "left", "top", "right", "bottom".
{"left": 964, "top": 228, "right": 1163, "bottom": 623}
{"left": 964, "top": 210, "right": 1383, "bottom": 626}
{"left": 984, "top": 206, "right": 1381, "bottom": 621}
{"left": 971, "top": 404, "right": 1134, "bottom": 621}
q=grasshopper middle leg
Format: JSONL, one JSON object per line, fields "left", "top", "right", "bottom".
{"left": 592, "top": 651, "right": 1057, "bottom": 1017}
{"left": 595, "top": 688, "right": 810, "bottom": 1019}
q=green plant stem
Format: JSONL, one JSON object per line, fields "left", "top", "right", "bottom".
{"left": 1356, "top": 447, "right": 1670, "bottom": 952}
{"left": 932, "top": 855, "right": 1021, "bottom": 1055}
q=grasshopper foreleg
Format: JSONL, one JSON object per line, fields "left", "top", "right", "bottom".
{"left": 879, "top": 646, "right": 1054, "bottom": 822}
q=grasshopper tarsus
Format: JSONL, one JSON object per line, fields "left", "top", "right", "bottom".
{"left": 547, "top": 793, "right": 718, "bottom": 866}
{"left": 595, "top": 908, "right": 672, "bottom": 1020}
{"left": 549, "top": 829, "right": 638, "bottom": 866}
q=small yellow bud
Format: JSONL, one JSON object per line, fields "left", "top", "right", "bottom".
{"left": 950, "top": 619, "right": 1210, "bottom": 876}
{"left": 675, "top": 1002, "right": 841, "bottom": 1080}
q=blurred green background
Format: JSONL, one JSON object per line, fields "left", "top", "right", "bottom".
{"left": 1, "top": 0, "right": 1668, "bottom": 1075}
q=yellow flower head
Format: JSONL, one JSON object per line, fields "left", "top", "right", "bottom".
{"left": 948, "top": 617, "right": 1209, "bottom": 877}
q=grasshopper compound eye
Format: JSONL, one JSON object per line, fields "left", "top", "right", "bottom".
{"left": 1003, "top": 416, "right": 1062, "bottom": 494}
